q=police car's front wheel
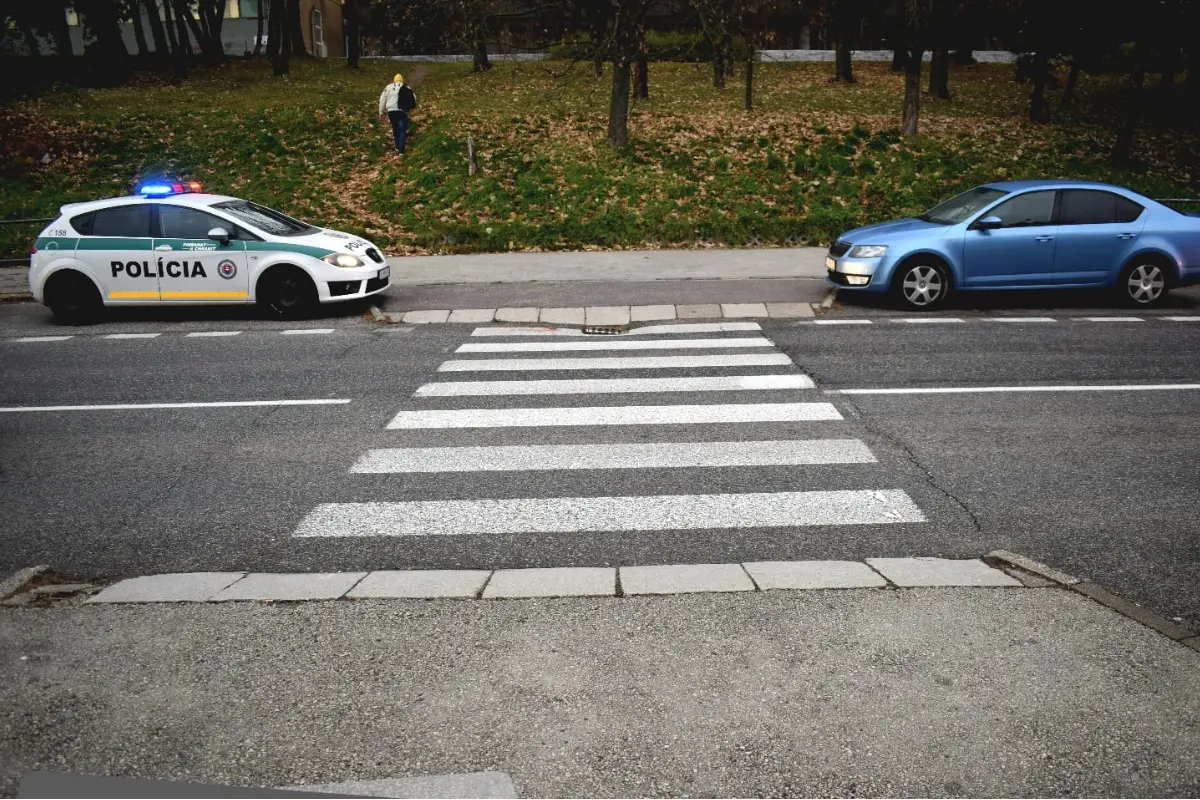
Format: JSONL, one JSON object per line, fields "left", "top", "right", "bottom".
{"left": 259, "top": 266, "right": 318, "bottom": 320}
{"left": 45, "top": 270, "right": 103, "bottom": 326}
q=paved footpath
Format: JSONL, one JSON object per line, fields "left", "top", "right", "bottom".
{"left": 2, "top": 578, "right": 1198, "bottom": 798}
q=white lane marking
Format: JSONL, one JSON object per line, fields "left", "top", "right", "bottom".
{"left": 811, "top": 319, "right": 873, "bottom": 325}
{"left": 986, "top": 317, "right": 1057, "bottom": 323}
{"left": 352, "top": 439, "right": 876, "bottom": 473}
{"left": 11, "top": 336, "right": 74, "bottom": 342}
{"left": 0, "top": 399, "right": 352, "bottom": 413}
{"left": 415, "top": 374, "right": 815, "bottom": 396}
{"left": 457, "top": 336, "right": 775, "bottom": 353}
{"left": 470, "top": 322, "right": 762, "bottom": 337}
{"left": 103, "top": 333, "right": 161, "bottom": 339}
{"left": 185, "top": 331, "right": 243, "bottom": 337}
{"left": 1078, "top": 317, "right": 1143, "bottom": 322}
{"left": 892, "top": 318, "right": 965, "bottom": 324}
{"left": 386, "top": 402, "right": 843, "bottom": 429}
{"left": 439, "top": 353, "right": 794, "bottom": 372}
{"left": 281, "top": 328, "right": 336, "bottom": 335}
{"left": 832, "top": 384, "right": 1200, "bottom": 395}
{"left": 293, "top": 489, "right": 926, "bottom": 537}
{"left": 1165, "top": 316, "right": 1200, "bottom": 322}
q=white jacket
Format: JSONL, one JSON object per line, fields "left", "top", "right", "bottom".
{"left": 378, "top": 82, "right": 415, "bottom": 115}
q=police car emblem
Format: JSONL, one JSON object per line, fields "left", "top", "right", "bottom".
{"left": 217, "top": 259, "right": 237, "bottom": 280}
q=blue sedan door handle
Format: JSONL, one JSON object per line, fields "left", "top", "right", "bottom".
{"left": 1117, "top": 233, "right": 1137, "bottom": 240}
{"left": 1034, "top": 235, "right": 1055, "bottom": 242}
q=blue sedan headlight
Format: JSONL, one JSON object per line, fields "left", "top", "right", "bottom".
{"left": 848, "top": 245, "right": 888, "bottom": 258}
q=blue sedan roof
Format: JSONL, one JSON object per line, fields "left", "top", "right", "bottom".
{"left": 983, "top": 179, "right": 1127, "bottom": 191}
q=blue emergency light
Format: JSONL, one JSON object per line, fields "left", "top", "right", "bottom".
{"left": 135, "top": 180, "right": 202, "bottom": 197}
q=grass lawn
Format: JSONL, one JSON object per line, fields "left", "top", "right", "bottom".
{"left": 2, "top": 57, "right": 1197, "bottom": 259}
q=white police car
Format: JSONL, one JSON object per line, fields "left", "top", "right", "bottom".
{"left": 29, "top": 181, "right": 391, "bottom": 324}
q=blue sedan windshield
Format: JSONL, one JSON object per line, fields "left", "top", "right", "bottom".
{"left": 919, "top": 187, "right": 1009, "bottom": 225}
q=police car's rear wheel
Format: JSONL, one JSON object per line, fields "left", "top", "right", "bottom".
{"left": 259, "top": 266, "right": 318, "bottom": 320}
{"left": 45, "top": 270, "right": 103, "bottom": 326}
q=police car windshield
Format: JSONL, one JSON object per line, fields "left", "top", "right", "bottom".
{"left": 211, "top": 200, "right": 317, "bottom": 237}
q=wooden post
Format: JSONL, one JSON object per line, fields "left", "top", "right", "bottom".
{"left": 467, "top": 136, "right": 477, "bottom": 176}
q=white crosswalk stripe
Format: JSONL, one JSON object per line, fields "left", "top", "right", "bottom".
{"left": 456, "top": 336, "right": 774, "bottom": 353}
{"left": 470, "top": 322, "right": 762, "bottom": 337}
{"left": 294, "top": 490, "right": 926, "bottom": 537}
{"left": 414, "top": 374, "right": 815, "bottom": 396}
{"left": 386, "top": 402, "right": 842, "bottom": 429}
{"left": 439, "top": 353, "right": 794, "bottom": 371}
{"left": 293, "top": 327, "right": 928, "bottom": 541}
{"left": 352, "top": 440, "right": 876, "bottom": 473}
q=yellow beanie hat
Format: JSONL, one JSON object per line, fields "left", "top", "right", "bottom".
{"left": 393, "top": 73, "right": 403, "bottom": 83}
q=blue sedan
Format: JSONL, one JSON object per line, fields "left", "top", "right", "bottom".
{"left": 826, "top": 180, "right": 1200, "bottom": 310}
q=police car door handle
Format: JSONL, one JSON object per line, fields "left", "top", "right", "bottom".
{"left": 155, "top": 244, "right": 173, "bottom": 251}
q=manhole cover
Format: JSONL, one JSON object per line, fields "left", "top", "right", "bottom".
{"left": 581, "top": 325, "right": 629, "bottom": 335}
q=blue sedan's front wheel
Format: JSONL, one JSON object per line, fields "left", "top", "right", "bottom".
{"left": 893, "top": 261, "right": 950, "bottom": 311}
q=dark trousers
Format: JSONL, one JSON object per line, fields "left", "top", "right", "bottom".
{"left": 387, "top": 110, "right": 408, "bottom": 153}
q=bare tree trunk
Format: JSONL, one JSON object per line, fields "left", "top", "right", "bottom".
{"left": 593, "top": 54, "right": 603, "bottom": 76}
{"left": 130, "top": 4, "right": 151, "bottom": 57}
{"left": 607, "top": 56, "right": 632, "bottom": 147}
{"left": 834, "top": 40, "right": 854, "bottom": 82}
{"left": 287, "top": 0, "right": 305, "bottom": 56}
{"left": 712, "top": 49, "right": 725, "bottom": 88}
{"left": 345, "top": 0, "right": 357, "bottom": 68}
{"left": 901, "top": 50, "right": 922, "bottom": 136}
{"left": 1060, "top": 59, "right": 1079, "bottom": 107}
{"left": 166, "top": 0, "right": 189, "bottom": 80}
{"left": 744, "top": 48, "right": 754, "bottom": 110}
{"left": 951, "top": 48, "right": 973, "bottom": 65}
{"left": 253, "top": 0, "right": 265, "bottom": 57}
{"left": 1028, "top": 50, "right": 1050, "bottom": 122}
{"left": 472, "top": 35, "right": 491, "bottom": 71}
{"left": 928, "top": 48, "right": 950, "bottom": 98}
{"left": 80, "top": 0, "right": 130, "bottom": 61}
{"left": 19, "top": 22, "right": 41, "bottom": 56}
{"left": 891, "top": 46, "right": 904, "bottom": 72}
{"left": 632, "top": 26, "right": 648, "bottom": 99}
{"left": 171, "top": 0, "right": 209, "bottom": 57}
{"left": 207, "top": 0, "right": 226, "bottom": 62}
{"left": 143, "top": 0, "right": 170, "bottom": 55}
{"left": 1160, "top": 64, "right": 1177, "bottom": 103}
{"left": 1113, "top": 44, "right": 1146, "bottom": 164}
{"left": 51, "top": 7, "right": 74, "bottom": 59}
{"left": 271, "top": 0, "right": 290, "bottom": 74}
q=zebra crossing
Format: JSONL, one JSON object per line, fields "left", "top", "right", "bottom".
{"left": 291, "top": 322, "right": 928, "bottom": 540}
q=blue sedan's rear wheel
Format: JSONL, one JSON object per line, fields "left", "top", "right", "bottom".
{"left": 1120, "top": 261, "right": 1169, "bottom": 307}
{"left": 894, "top": 261, "right": 949, "bottom": 311}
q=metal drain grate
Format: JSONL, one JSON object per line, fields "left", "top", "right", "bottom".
{"left": 581, "top": 325, "right": 630, "bottom": 335}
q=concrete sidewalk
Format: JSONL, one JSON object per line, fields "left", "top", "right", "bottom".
{"left": 2, "top": 584, "right": 1197, "bottom": 797}
{"left": 1, "top": 248, "right": 830, "bottom": 307}
{"left": 386, "top": 247, "right": 828, "bottom": 285}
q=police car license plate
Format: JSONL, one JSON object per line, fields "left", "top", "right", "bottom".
{"left": 377, "top": 266, "right": 390, "bottom": 280}
{"left": 825, "top": 256, "right": 836, "bottom": 272}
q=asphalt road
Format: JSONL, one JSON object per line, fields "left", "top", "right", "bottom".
{"left": 1, "top": 302, "right": 1198, "bottom": 627}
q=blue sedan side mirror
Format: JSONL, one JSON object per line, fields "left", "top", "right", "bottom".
{"left": 974, "top": 215, "right": 1003, "bottom": 230}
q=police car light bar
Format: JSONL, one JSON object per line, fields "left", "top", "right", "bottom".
{"left": 135, "top": 181, "right": 203, "bottom": 196}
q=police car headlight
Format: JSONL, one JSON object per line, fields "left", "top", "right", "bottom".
{"left": 323, "top": 253, "right": 365, "bottom": 268}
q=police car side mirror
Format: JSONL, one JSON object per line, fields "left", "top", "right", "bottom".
{"left": 207, "top": 227, "right": 232, "bottom": 246}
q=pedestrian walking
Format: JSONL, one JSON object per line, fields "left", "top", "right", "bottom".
{"left": 378, "top": 73, "right": 418, "bottom": 155}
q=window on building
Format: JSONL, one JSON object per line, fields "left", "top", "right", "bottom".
{"left": 239, "top": 0, "right": 264, "bottom": 18}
